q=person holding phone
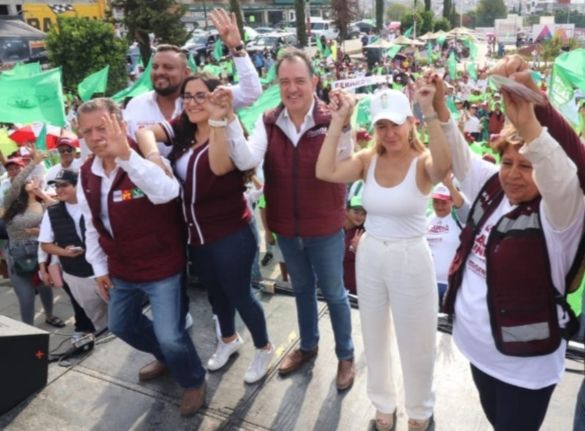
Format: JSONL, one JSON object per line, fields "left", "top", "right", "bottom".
{"left": 39, "top": 169, "right": 108, "bottom": 334}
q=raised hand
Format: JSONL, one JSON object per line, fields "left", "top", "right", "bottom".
{"left": 501, "top": 89, "right": 541, "bottom": 143}
{"left": 209, "top": 8, "right": 243, "bottom": 51}
{"left": 103, "top": 113, "right": 131, "bottom": 160}
{"left": 415, "top": 78, "right": 437, "bottom": 116}
{"left": 207, "top": 86, "right": 234, "bottom": 121}
{"left": 328, "top": 89, "right": 355, "bottom": 126}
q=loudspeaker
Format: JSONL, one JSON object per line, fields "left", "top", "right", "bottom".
{"left": 0, "top": 315, "right": 49, "bottom": 415}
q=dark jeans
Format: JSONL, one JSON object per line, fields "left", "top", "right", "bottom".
{"left": 190, "top": 224, "right": 268, "bottom": 348}
{"left": 109, "top": 272, "right": 205, "bottom": 389}
{"left": 471, "top": 363, "right": 555, "bottom": 431}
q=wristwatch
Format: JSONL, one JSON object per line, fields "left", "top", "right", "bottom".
{"left": 231, "top": 43, "right": 246, "bottom": 57}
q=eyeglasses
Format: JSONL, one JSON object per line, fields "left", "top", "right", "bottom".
{"left": 182, "top": 92, "right": 208, "bottom": 105}
{"left": 58, "top": 147, "right": 74, "bottom": 154}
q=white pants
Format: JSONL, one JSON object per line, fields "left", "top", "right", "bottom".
{"left": 356, "top": 233, "right": 437, "bottom": 420}
{"left": 63, "top": 272, "right": 108, "bottom": 333}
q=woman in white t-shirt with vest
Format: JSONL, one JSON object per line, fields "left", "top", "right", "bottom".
{"left": 316, "top": 80, "right": 451, "bottom": 431}
{"left": 435, "top": 69, "right": 585, "bottom": 430}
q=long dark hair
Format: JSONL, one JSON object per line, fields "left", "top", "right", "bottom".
{"left": 168, "top": 73, "right": 221, "bottom": 163}
{"left": 3, "top": 185, "right": 29, "bottom": 223}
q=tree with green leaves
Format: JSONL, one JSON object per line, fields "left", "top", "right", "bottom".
{"left": 433, "top": 17, "right": 451, "bottom": 31}
{"left": 110, "top": 0, "right": 189, "bottom": 66}
{"left": 424, "top": 0, "right": 432, "bottom": 11}
{"left": 331, "top": 0, "right": 359, "bottom": 42}
{"left": 475, "top": 0, "right": 507, "bottom": 27}
{"left": 400, "top": 12, "right": 423, "bottom": 35}
{"left": 386, "top": 3, "right": 410, "bottom": 21}
{"left": 419, "top": 10, "right": 434, "bottom": 34}
{"left": 295, "top": 0, "right": 308, "bottom": 47}
{"left": 443, "top": 0, "right": 452, "bottom": 19}
{"left": 46, "top": 17, "right": 127, "bottom": 95}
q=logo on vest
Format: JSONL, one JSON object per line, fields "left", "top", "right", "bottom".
{"left": 305, "top": 127, "right": 327, "bottom": 138}
{"left": 113, "top": 187, "right": 146, "bottom": 203}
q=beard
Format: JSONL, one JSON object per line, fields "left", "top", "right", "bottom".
{"left": 154, "top": 82, "right": 181, "bottom": 96}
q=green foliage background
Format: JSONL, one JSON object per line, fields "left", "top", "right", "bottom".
{"left": 46, "top": 17, "right": 128, "bottom": 96}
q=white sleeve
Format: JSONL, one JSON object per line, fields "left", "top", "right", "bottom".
{"left": 77, "top": 176, "right": 109, "bottom": 278}
{"left": 226, "top": 116, "right": 267, "bottom": 170}
{"left": 38, "top": 211, "right": 55, "bottom": 244}
{"left": 116, "top": 150, "right": 180, "bottom": 204}
{"left": 521, "top": 128, "right": 585, "bottom": 231}
{"left": 37, "top": 244, "right": 49, "bottom": 264}
{"left": 231, "top": 54, "right": 262, "bottom": 110}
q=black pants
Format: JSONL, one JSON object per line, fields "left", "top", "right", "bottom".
{"left": 471, "top": 363, "right": 555, "bottom": 431}
{"left": 62, "top": 282, "right": 95, "bottom": 333}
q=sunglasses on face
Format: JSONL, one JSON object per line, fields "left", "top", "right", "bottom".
{"left": 58, "top": 147, "right": 74, "bottom": 154}
{"left": 182, "top": 92, "right": 208, "bottom": 104}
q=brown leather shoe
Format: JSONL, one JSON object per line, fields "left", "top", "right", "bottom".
{"left": 278, "top": 347, "right": 318, "bottom": 375}
{"left": 138, "top": 360, "right": 168, "bottom": 381}
{"left": 180, "top": 382, "right": 206, "bottom": 417}
{"left": 336, "top": 358, "right": 355, "bottom": 391}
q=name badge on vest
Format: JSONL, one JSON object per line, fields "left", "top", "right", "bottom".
{"left": 113, "top": 187, "right": 146, "bottom": 203}
{"left": 305, "top": 126, "right": 327, "bottom": 138}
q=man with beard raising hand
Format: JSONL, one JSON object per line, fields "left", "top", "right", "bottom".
{"left": 123, "top": 8, "right": 262, "bottom": 158}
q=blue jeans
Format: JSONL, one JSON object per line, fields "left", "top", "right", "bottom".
{"left": 191, "top": 224, "right": 269, "bottom": 348}
{"left": 277, "top": 230, "right": 354, "bottom": 360}
{"left": 574, "top": 379, "right": 585, "bottom": 431}
{"left": 109, "top": 272, "right": 205, "bottom": 389}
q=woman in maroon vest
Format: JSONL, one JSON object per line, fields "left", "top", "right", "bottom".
{"left": 136, "top": 73, "right": 274, "bottom": 384}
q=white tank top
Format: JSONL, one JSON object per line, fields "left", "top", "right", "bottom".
{"left": 363, "top": 155, "right": 430, "bottom": 240}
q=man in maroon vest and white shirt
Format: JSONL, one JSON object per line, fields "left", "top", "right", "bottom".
{"left": 76, "top": 98, "right": 206, "bottom": 417}
{"left": 223, "top": 48, "right": 356, "bottom": 390}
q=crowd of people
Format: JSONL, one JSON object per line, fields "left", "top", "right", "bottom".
{"left": 1, "top": 7, "right": 585, "bottom": 431}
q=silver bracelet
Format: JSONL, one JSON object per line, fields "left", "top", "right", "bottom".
{"left": 423, "top": 112, "right": 439, "bottom": 123}
{"left": 208, "top": 118, "right": 228, "bottom": 128}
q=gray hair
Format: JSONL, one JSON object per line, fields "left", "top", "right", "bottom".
{"left": 275, "top": 47, "right": 314, "bottom": 77}
{"left": 78, "top": 97, "right": 123, "bottom": 122}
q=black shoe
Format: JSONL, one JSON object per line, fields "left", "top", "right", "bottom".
{"left": 261, "top": 252, "right": 273, "bottom": 266}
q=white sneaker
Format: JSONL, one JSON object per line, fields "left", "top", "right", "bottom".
{"left": 212, "top": 315, "right": 222, "bottom": 341}
{"left": 206, "top": 335, "right": 243, "bottom": 371}
{"left": 185, "top": 313, "right": 194, "bottom": 330}
{"left": 244, "top": 344, "right": 274, "bottom": 384}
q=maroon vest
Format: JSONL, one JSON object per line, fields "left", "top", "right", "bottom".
{"left": 262, "top": 100, "right": 346, "bottom": 237}
{"left": 179, "top": 143, "right": 251, "bottom": 246}
{"left": 80, "top": 156, "right": 186, "bottom": 283}
{"left": 444, "top": 174, "right": 574, "bottom": 357}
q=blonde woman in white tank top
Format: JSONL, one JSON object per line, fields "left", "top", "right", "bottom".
{"left": 317, "top": 81, "right": 451, "bottom": 431}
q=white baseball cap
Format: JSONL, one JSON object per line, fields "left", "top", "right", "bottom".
{"left": 431, "top": 184, "right": 452, "bottom": 201}
{"left": 370, "top": 89, "right": 413, "bottom": 126}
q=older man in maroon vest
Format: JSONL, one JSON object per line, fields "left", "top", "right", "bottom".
{"left": 76, "top": 98, "right": 206, "bottom": 417}
{"left": 224, "top": 48, "right": 356, "bottom": 390}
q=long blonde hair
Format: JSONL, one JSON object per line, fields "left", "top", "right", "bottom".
{"left": 372, "top": 119, "right": 426, "bottom": 156}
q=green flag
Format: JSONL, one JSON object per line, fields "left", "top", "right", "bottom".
{"left": 237, "top": 85, "right": 281, "bottom": 133}
{"left": 403, "top": 26, "right": 413, "bottom": 37}
{"left": 261, "top": 64, "right": 276, "bottom": 85}
{"left": 446, "top": 96, "right": 460, "bottom": 120}
{"left": 1, "top": 62, "right": 41, "bottom": 78}
{"left": 548, "top": 49, "right": 585, "bottom": 131}
{"left": 387, "top": 44, "right": 402, "bottom": 59}
{"left": 448, "top": 52, "right": 457, "bottom": 80}
{"left": 351, "top": 95, "right": 372, "bottom": 130}
{"left": 437, "top": 34, "right": 446, "bottom": 46}
{"left": 213, "top": 39, "right": 223, "bottom": 61}
{"left": 316, "top": 36, "right": 325, "bottom": 56}
{"left": 36, "top": 123, "right": 47, "bottom": 151}
{"left": 188, "top": 53, "right": 198, "bottom": 73}
{"left": 0, "top": 67, "right": 66, "bottom": 126}
{"left": 112, "top": 57, "right": 153, "bottom": 103}
{"left": 426, "top": 42, "right": 433, "bottom": 60}
{"left": 78, "top": 66, "right": 109, "bottom": 102}
{"left": 467, "top": 62, "right": 478, "bottom": 81}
